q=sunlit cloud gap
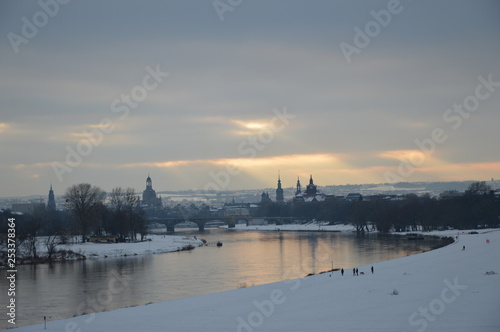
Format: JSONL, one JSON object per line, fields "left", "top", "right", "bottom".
{"left": 378, "top": 149, "right": 427, "bottom": 161}
{"left": 231, "top": 120, "right": 267, "bottom": 130}
{"left": 121, "top": 153, "right": 341, "bottom": 169}
{"left": 0, "top": 123, "right": 9, "bottom": 133}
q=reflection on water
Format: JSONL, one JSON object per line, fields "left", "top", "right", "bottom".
{"left": 0, "top": 229, "right": 446, "bottom": 329}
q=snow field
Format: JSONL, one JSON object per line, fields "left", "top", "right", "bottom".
{"left": 9, "top": 230, "right": 500, "bottom": 331}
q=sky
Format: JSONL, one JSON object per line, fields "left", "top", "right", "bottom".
{"left": 1, "top": 0, "right": 499, "bottom": 197}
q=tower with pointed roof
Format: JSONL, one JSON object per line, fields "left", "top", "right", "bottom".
{"left": 295, "top": 177, "right": 302, "bottom": 196}
{"left": 293, "top": 174, "right": 325, "bottom": 203}
{"left": 305, "top": 174, "right": 317, "bottom": 197}
{"left": 276, "top": 172, "right": 284, "bottom": 203}
{"left": 142, "top": 174, "right": 162, "bottom": 207}
{"left": 47, "top": 184, "right": 56, "bottom": 211}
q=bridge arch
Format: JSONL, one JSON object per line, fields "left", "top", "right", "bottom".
{"left": 151, "top": 216, "right": 253, "bottom": 233}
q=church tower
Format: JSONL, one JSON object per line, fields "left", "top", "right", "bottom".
{"left": 295, "top": 177, "right": 302, "bottom": 196}
{"left": 142, "top": 174, "right": 161, "bottom": 207}
{"left": 276, "top": 172, "right": 284, "bottom": 203}
{"left": 47, "top": 184, "right": 56, "bottom": 211}
{"left": 305, "top": 174, "right": 317, "bottom": 197}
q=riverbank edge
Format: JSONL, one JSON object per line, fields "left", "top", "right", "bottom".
{"left": 0, "top": 234, "right": 204, "bottom": 267}
{"left": 8, "top": 228, "right": 499, "bottom": 331}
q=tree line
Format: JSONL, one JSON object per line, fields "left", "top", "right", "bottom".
{"left": 0, "top": 183, "right": 147, "bottom": 263}
{"left": 257, "top": 182, "right": 500, "bottom": 232}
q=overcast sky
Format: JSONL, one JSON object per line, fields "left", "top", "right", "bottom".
{"left": 1, "top": 0, "right": 499, "bottom": 197}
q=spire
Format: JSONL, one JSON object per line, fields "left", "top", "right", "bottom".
{"left": 306, "top": 174, "right": 317, "bottom": 196}
{"left": 295, "top": 176, "right": 302, "bottom": 196}
{"left": 276, "top": 171, "right": 284, "bottom": 203}
{"left": 146, "top": 174, "right": 152, "bottom": 190}
{"left": 48, "top": 184, "right": 56, "bottom": 211}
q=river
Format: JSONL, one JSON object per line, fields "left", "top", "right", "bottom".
{"left": 0, "top": 228, "right": 448, "bottom": 329}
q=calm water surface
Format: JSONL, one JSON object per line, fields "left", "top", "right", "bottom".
{"left": 0, "top": 229, "right": 447, "bottom": 329}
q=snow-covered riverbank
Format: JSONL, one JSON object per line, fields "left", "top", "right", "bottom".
{"left": 63, "top": 235, "right": 204, "bottom": 258}
{"left": 8, "top": 235, "right": 204, "bottom": 263}
{"left": 10, "top": 229, "right": 500, "bottom": 331}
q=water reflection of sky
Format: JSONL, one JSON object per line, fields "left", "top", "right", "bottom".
{"left": 0, "top": 230, "right": 445, "bottom": 329}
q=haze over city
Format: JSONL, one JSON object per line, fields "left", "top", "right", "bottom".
{"left": 1, "top": 0, "right": 499, "bottom": 198}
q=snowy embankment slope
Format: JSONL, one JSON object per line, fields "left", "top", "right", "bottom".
{"left": 11, "top": 230, "right": 500, "bottom": 332}
{"left": 40, "top": 235, "right": 203, "bottom": 259}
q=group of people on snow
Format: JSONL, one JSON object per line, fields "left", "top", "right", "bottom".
{"left": 336, "top": 266, "right": 374, "bottom": 277}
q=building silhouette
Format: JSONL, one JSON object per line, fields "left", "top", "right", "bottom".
{"left": 305, "top": 175, "right": 318, "bottom": 197}
{"left": 47, "top": 184, "right": 56, "bottom": 211}
{"left": 295, "top": 177, "right": 302, "bottom": 196}
{"left": 142, "top": 175, "right": 162, "bottom": 207}
{"left": 260, "top": 192, "right": 272, "bottom": 204}
{"left": 275, "top": 172, "right": 284, "bottom": 203}
{"left": 294, "top": 175, "right": 325, "bottom": 202}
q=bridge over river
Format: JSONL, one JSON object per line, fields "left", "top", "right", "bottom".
{"left": 150, "top": 216, "right": 295, "bottom": 232}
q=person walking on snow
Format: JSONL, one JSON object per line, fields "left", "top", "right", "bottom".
{"left": 371, "top": 266, "right": 374, "bottom": 274}
{"left": 341, "top": 268, "right": 344, "bottom": 276}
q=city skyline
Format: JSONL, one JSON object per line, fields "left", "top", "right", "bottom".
{"left": 1, "top": 1, "right": 500, "bottom": 197}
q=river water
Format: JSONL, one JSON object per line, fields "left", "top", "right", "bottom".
{"left": 0, "top": 229, "right": 447, "bottom": 329}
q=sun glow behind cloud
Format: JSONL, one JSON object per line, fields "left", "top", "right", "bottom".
{"left": 232, "top": 120, "right": 268, "bottom": 130}
{"left": 120, "top": 153, "right": 379, "bottom": 188}
{"left": 0, "top": 123, "right": 8, "bottom": 134}
{"left": 1, "top": 1, "right": 499, "bottom": 196}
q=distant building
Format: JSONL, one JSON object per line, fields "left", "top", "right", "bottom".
{"left": 345, "top": 193, "right": 363, "bottom": 202}
{"left": 142, "top": 175, "right": 162, "bottom": 207}
{"left": 295, "top": 177, "right": 302, "bottom": 197}
{"left": 47, "top": 184, "right": 56, "bottom": 211}
{"left": 223, "top": 199, "right": 250, "bottom": 216}
{"left": 260, "top": 192, "right": 272, "bottom": 204}
{"left": 275, "top": 172, "right": 284, "bottom": 203}
{"left": 294, "top": 175, "right": 325, "bottom": 202}
{"left": 305, "top": 175, "right": 318, "bottom": 197}
{"left": 11, "top": 202, "right": 45, "bottom": 215}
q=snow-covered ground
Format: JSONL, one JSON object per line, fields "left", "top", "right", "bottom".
{"left": 24, "top": 235, "right": 204, "bottom": 260}
{"left": 10, "top": 229, "right": 500, "bottom": 331}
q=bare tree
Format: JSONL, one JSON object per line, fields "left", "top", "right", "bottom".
{"left": 466, "top": 181, "right": 492, "bottom": 196}
{"left": 64, "top": 183, "right": 106, "bottom": 243}
{"left": 132, "top": 208, "right": 148, "bottom": 241}
{"left": 45, "top": 234, "right": 59, "bottom": 262}
{"left": 110, "top": 187, "right": 139, "bottom": 211}
{"left": 109, "top": 187, "right": 140, "bottom": 240}
{"left": 25, "top": 210, "right": 45, "bottom": 259}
